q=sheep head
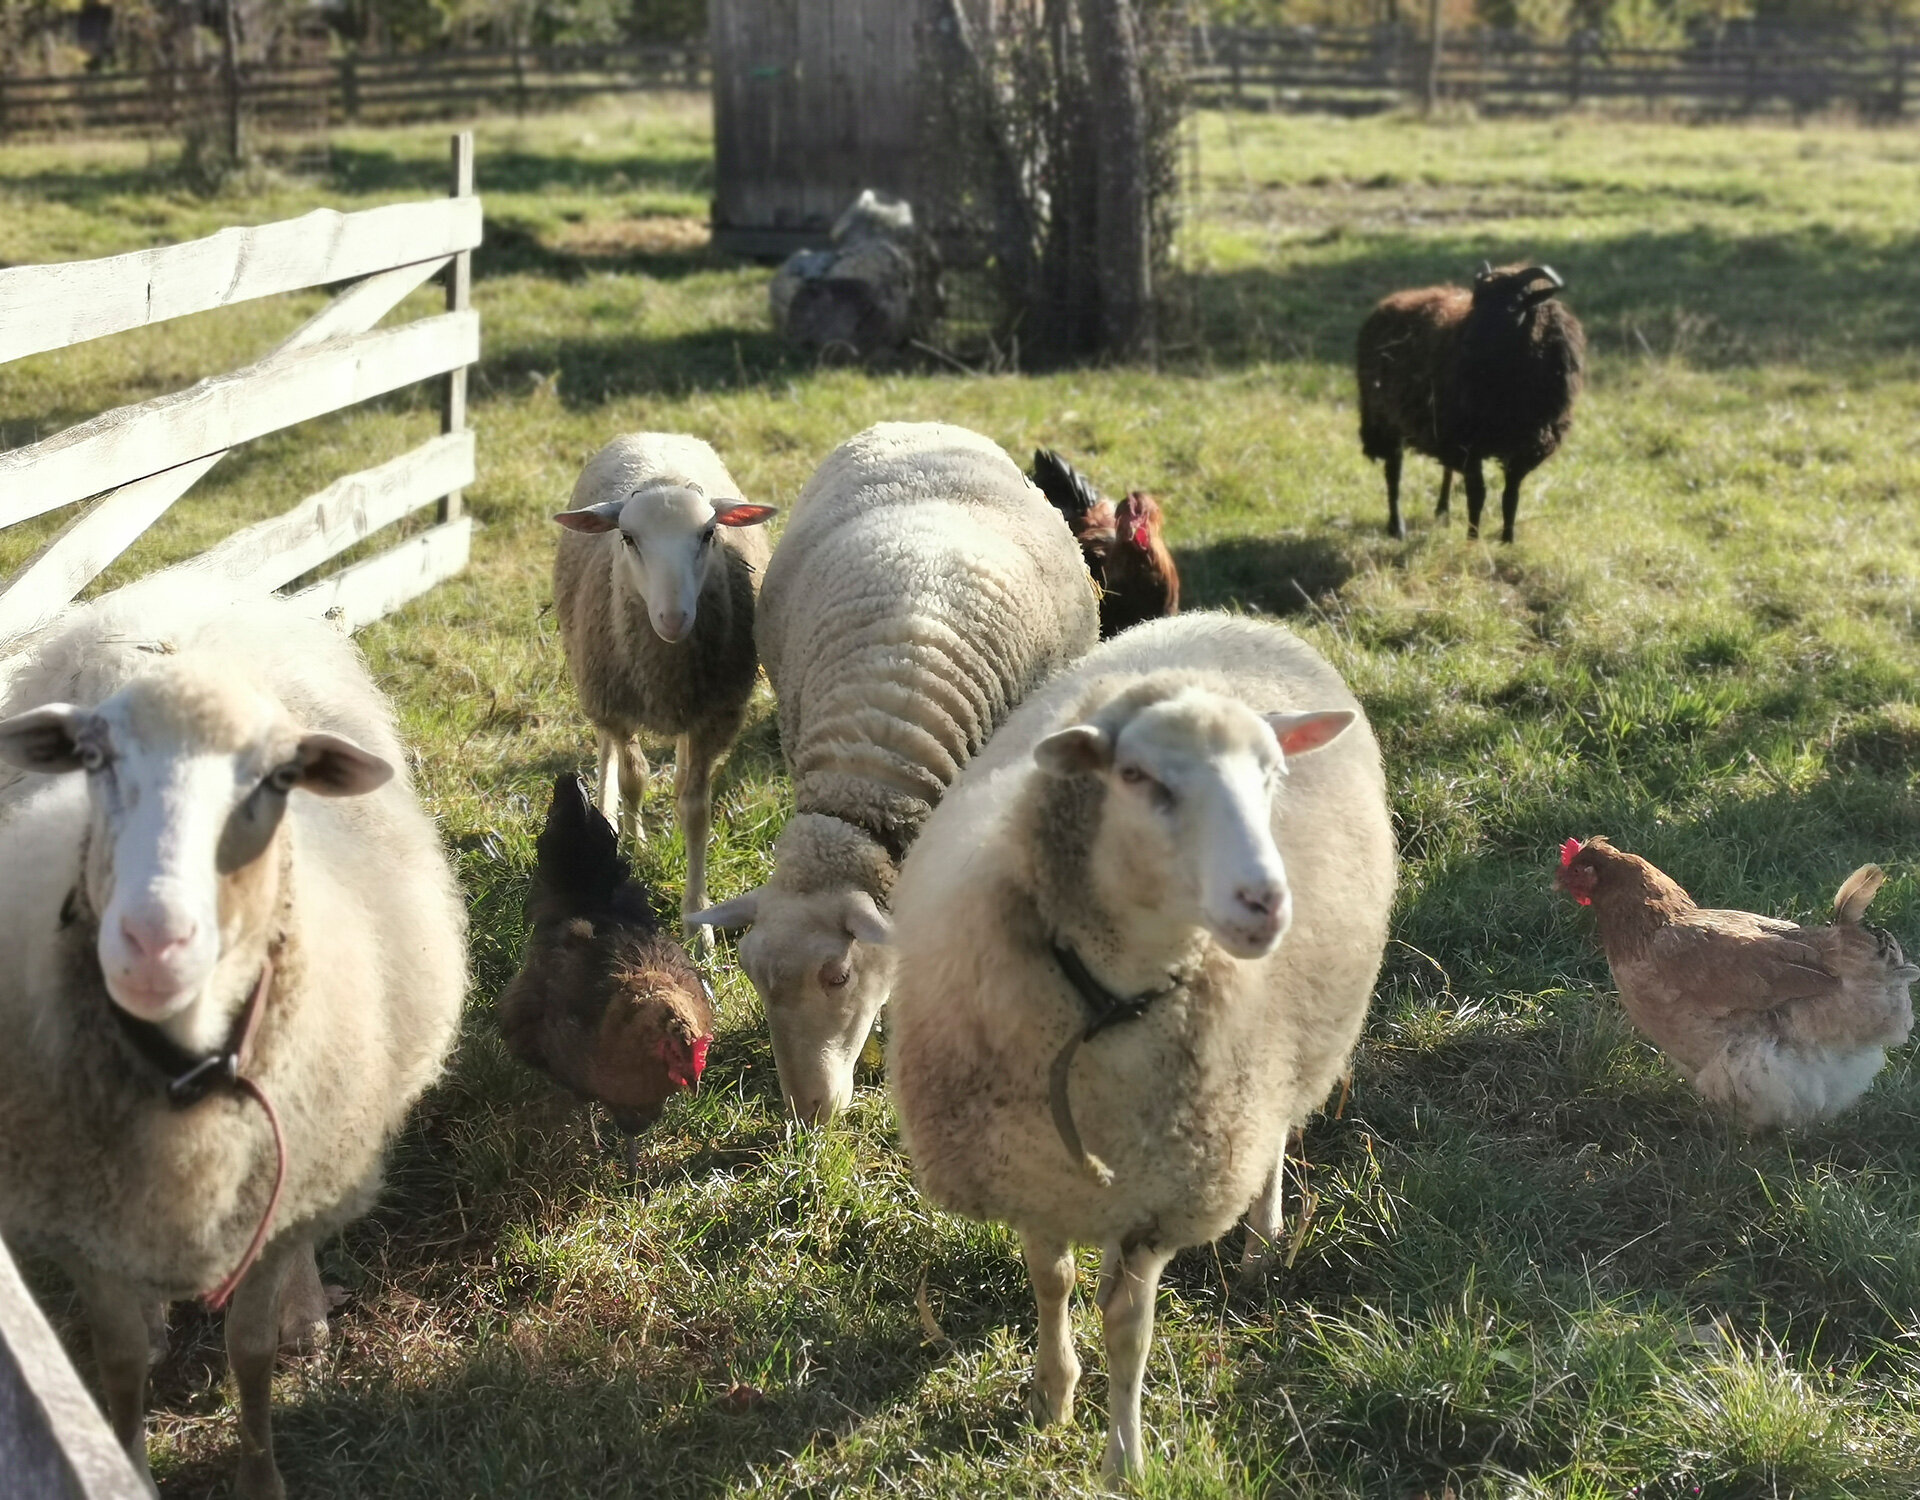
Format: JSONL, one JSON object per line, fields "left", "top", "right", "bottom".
{"left": 0, "top": 662, "right": 390, "bottom": 1046}
{"left": 687, "top": 815, "right": 893, "bottom": 1125}
{"left": 1034, "top": 683, "right": 1354, "bottom": 960}
{"left": 1470, "top": 262, "right": 1566, "bottom": 320}
{"left": 555, "top": 480, "right": 776, "bottom": 644}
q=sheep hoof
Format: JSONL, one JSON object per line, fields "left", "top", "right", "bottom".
{"left": 235, "top": 1455, "right": 287, "bottom": 1500}
{"left": 1026, "top": 1379, "right": 1074, "bottom": 1429}
{"left": 1385, "top": 519, "right": 1406, "bottom": 541}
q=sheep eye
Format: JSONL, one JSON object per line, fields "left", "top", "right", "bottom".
{"left": 1119, "top": 764, "right": 1175, "bottom": 811}
{"left": 267, "top": 762, "right": 301, "bottom": 794}
{"left": 820, "top": 962, "right": 851, "bottom": 989}
{"left": 700, "top": 525, "right": 716, "bottom": 547}
{"left": 623, "top": 534, "right": 639, "bottom": 551}
{"left": 77, "top": 742, "right": 107, "bottom": 773}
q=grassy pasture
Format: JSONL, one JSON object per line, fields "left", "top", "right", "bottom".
{"left": 5, "top": 96, "right": 1920, "bottom": 1497}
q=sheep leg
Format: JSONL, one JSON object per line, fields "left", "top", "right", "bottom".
{"left": 69, "top": 1259, "right": 158, "bottom": 1491}
{"left": 594, "top": 728, "right": 622, "bottom": 829}
{"left": 1020, "top": 1232, "right": 1081, "bottom": 1428}
{"left": 1238, "top": 1148, "right": 1285, "bottom": 1282}
{"left": 674, "top": 725, "right": 723, "bottom": 955}
{"left": 1382, "top": 450, "right": 1405, "bottom": 540}
{"left": 1435, "top": 467, "right": 1453, "bottom": 519}
{"left": 276, "top": 1244, "right": 330, "bottom": 1353}
{"left": 616, "top": 737, "right": 650, "bottom": 846}
{"left": 1096, "top": 1239, "right": 1173, "bottom": 1480}
{"left": 1463, "top": 458, "right": 1488, "bottom": 540}
{"left": 225, "top": 1235, "right": 305, "bottom": 1500}
{"left": 1499, "top": 466, "right": 1527, "bottom": 544}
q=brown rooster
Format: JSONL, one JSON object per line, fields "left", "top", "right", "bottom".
{"left": 1029, "top": 449, "right": 1178, "bottom": 639}
{"left": 499, "top": 773, "right": 715, "bottom": 1166}
{"left": 1557, "top": 836, "right": 1916, "bottom": 1129}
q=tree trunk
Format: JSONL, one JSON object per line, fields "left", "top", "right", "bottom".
{"left": 1078, "top": 0, "right": 1151, "bottom": 359}
{"left": 1424, "top": 0, "right": 1444, "bottom": 114}
{"left": 221, "top": 0, "right": 244, "bottom": 167}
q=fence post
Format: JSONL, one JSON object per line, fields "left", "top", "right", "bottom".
{"left": 1567, "top": 31, "right": 1584, "bottom": 105}
{"left": 1424, "top": 0, "right": 1444, "bottom": 112}
{"left": 439, "top": 130, "right": 473, "bottom": 527}
{"left": 1228, "top": 29, "right": 1243, "bottom": 104}
{"left": 339, "top": 52, "right": 359, "bottom": 122}
{"left": 1892, "top": 46, "right": 1909, "bottom": 119}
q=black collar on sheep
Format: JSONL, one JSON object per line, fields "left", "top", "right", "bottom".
{"left": 1045, "top": 939, "right": 1194, "bottom": 1190}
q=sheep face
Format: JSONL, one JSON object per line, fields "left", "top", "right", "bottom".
{"left": 1470, "top": 262, "right": 1565, "bottom": 323}
{"left": 1035, "top": 690, "right": 1355, "bottom": 960}
{"left": 555, "top": 482, "right": 775, "bottom": 644}
{"left": 690, "top": 884, "right": 893, "bottom": 1123}
{"left": 0, "top": 664, "right": 390, "bottom": 1042}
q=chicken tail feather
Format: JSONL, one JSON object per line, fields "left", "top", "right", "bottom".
{"left": 1833, "top": 863, "right": 1887, "bottom": 925}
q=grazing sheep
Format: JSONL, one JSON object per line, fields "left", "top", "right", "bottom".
{"left": 1357, "top": 261, "right": 1585, "bottom": 543}
{"left": 886, "top": 612, "right": 1395, "bottom": 1478}
{"left": 553, "top": 433, "right": 777, "bottom": 936}
{"left": 689, "top": 421, "right": 1099, "bottom": 1122}
{"left": 0, "top": 579, "right": 466, "bottom": 1499}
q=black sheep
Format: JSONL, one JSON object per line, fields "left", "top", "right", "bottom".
{"left": 1357, "top": 262, "right": 1586, "bottom": 543}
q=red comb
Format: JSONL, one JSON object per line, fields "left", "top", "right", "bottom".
{"left": 689, "top": 1035, "right": 712, "bottom": 1082}
{"left": 1560, "top": 837, "right": 1583, "bottom": 868}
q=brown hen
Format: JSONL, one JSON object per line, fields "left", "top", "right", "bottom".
{"left": 1028, "top": 449, "right": 1178, "bottom": 639}
{"left": 499, "top": 773, "right": 715, "bottom": 1164}
{"left": 1557, "top": 836, "right": 1915, "bottom": 1128}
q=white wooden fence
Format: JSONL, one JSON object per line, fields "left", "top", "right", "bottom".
{"left": 0, "top": 131, "right": 480, "bottom": 647}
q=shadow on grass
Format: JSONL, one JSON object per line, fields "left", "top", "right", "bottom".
{"left": 1176, "top": 531, "right": 1356, "bottom": 616}
{"left": 329, "top": 142, "right": 711, "bottom": 201}
{"left": 1184, "top": 223, "right": 1920, "bottom": 372}
{"left": 477, "top": 327, "right": 806, "bottom": 406}
{"left": 476, "top": 215, "right": 720, "bottom": 284}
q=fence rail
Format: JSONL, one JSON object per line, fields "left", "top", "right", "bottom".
{"left": 1190, "top": 25, "right": 1920, "bottom": 116}
{"left": 0, "top": 132, "right": 480, "bottom": 648}
{"left": 0, "top": 28, "right": 1915, "bottom": 139}
{"left": 0, "top": 44, "right": 707, "bottom": 138}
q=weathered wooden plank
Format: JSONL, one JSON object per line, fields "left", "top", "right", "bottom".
{"left": 0, "top": 198, "right": 481, "bottom": 365}
{"left": 155, "top": 431, "right": 474, "bottom": 596}
{"left": 291, "top": 515, "right": 473, "bottom": 632}
{"left": 0, "top": 1240, "right": 151, "bottom": 1500}
{"left": 441, "top": 132, "right": 474, "bottom": 526}
{"left": 0, "top": 311, "right": 479, "bottom": 530}
{"left": 0, "top": 255, "right": 455, "bottom": 645}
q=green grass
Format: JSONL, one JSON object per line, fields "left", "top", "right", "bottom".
{"left": 6, "top": 99, "right": 1920, "bottom": 1498}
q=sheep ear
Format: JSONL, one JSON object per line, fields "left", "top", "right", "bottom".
{"left": 842, "top": 890, "right": 893, "bottom": 946}
{"left": 1264, "top": 710, "right": 1355, "bottom": 760}
{"left": 553, "top": 499, "right": 626, "bottom": 533}
{"left": 711, "top": 500, "right": 779, "bottom": 528}
{"left": 295, "top": 732, "right": 393, "bottom": 797}
{"left": 687, "top": 889, "right": 762, "bottom": 930}
{"left": 1034, "top": 724, "right": 1111, "bottom": 777}
{"left": 0, "top": 704, "right": 91, "bottom": 773}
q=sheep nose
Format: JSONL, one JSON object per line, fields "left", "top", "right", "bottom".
{"left": 1235, "top": 882, "right": 1283, "bottom": 918}
{"left": 653, "top": 609, "right": 690, "bottom": 642}
{"left": 121, "top": 910, "right": 196, "bottom": 962}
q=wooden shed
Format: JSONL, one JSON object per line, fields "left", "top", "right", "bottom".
{"left": 709, "top": 0, "right": 986, "bottom": 257}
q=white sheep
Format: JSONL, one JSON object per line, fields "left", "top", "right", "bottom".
{"left": 0, "top": 577, "right": 467, "bottom": 1500}
{"left": 689, "top": 421, "right": 1099, "bottom": 1122}
{"left": 552, "top": 432, "right": 776, "bottom": 934}
{"left": 885, "top": 612, "right": 1396, "bottom": 1478}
